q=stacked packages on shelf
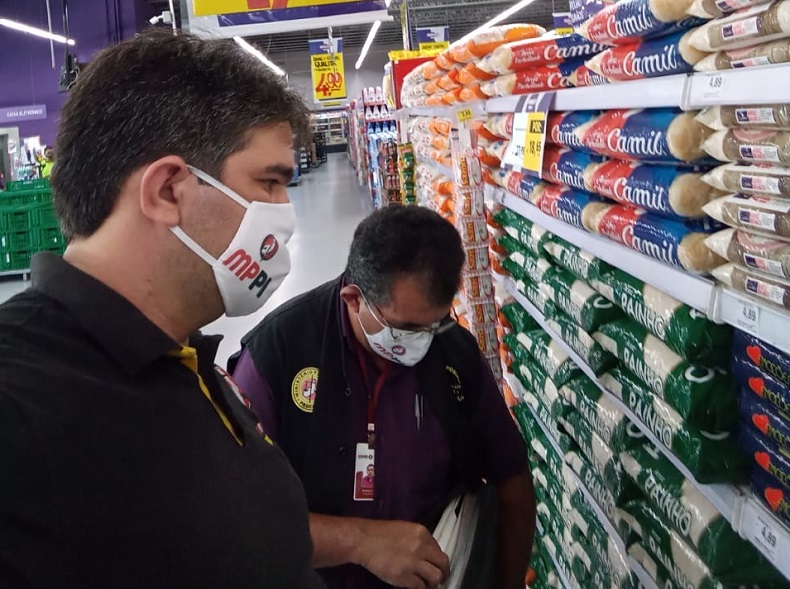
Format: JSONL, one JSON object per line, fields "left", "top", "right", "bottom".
{"left": 695, "top": 104, "right": 790, "bottom": 311}
{"left": 495, "top": 204, "right": 790, "bottom": 588}
{"left": 397, "top": 143, "right": 416, "bottom": 204}
{"left": 734, "top": 329, "right": 790, "bottom": 529}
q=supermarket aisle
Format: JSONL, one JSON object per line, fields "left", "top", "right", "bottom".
{"left": 0, "top": 154, "right": 374, "bottom": 366}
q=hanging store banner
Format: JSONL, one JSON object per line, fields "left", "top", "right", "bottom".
{"left": 415, "top": 26, "right": 449, "bottom": 51}
{"left": 310, "top": 39, "right": 347, "bottom": 102}
{"left": 188, "top": 0, "right": 390, "bottom": 36}
{"left": 0, "top": 104, "right": 47, "bottom": 124}
{"left": 553, "top": 12, "right": 573, "bottom": 34}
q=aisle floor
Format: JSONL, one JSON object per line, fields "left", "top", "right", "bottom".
{"left": 0, "top": 153, "right": 374, "bottom": 367}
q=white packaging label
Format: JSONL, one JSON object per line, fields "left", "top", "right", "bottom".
{"left": 716, "top": 0, "right": 761, "bottom": 9}
{"left": 735, "top": 108, "right": 777, "bottom": 125}
{"left": 739, "top": 209, "right": 777, "bottom": 230}
{"left": 740, "top": 174, "right": 782, "bottom": 195}
{"left": 744, "top": 253, "right": 785, "bottom": 277}
{"left": 745, "top": 276, "right": 787, "bottom": 305}
{"left": 740, "top": 144, "right": 782, "bottom": 163}
{"left": 722, "top": 16, "right": 760, "bottom": 40}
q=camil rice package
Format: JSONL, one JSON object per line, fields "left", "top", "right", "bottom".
{"left": 529, "top": 183, "right": 607, "bottom": 230}
{"left": 577, "top": 0, "right": 700, "bottom": 45}
{"left": 541, "top": 146, "right": 603, "bottom": 193}
{"left": 547, "top": 110, "right": 602, "bottom": 153}
{"left": 479, "top": 61, "right": 583, "bottom": 98}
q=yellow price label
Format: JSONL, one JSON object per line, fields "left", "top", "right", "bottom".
{"left": 522, "top": 111, "right": 546, "bottom": 173}
{"left": 457, "top": 108, "right": 474, "bottom": 123}
{"left": 555, "top": 27, "right": 574, "bottom": 35}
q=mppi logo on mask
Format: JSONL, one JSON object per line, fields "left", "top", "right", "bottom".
{"left": 222, "top": 239, "right": 276, "bottom": 299}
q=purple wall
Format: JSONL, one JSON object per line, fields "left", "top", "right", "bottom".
{"left": 0, "top": 0, "right": 156, "bottom": 144}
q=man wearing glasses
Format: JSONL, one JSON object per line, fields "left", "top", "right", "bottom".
{"left": 232, "top": 205, "right": 534, "bottom": 589}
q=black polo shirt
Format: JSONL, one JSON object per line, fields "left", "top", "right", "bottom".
{"left": 0, "top": 253, "right": 325, "bottom": 589}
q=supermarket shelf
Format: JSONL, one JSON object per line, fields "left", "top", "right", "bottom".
{"left": 503, "top": 278, "right": 743, "bottom": 520}
{"left": 714, "top": 289, "right": 790, "bottom": 356}
{"left": 684, "top": 64, "right": 790, "bottom": 107}
{"left": 508, "top": 373, "right": 659, "bottom": 589}
{"left": 504, "top": 278, "right": 790, "bottom": 582}
{"left": 0, "top": 268, "right": 30, "bottom": 279}
{"left": 407, "top": 100, "right": 487, "bottom": 120}
{"left": 491, "top": 186, "right": 717, "bottom": 314}
{"left": 415, "top": 154, "right": 454, "bottom": 180}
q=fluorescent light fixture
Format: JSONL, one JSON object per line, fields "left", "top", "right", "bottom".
{"left": 234, "top": 36, "right": 286, "bottom": 76}
{"left": 0, "top": 18, "right": 75, "bottom": 45}
{"left": 451, "top": 0, "right": 537, "bottom": 48}
{"left": 355, "top": 20, "right": 381, "bottom": 70}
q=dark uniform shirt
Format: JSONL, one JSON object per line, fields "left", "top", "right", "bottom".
{"left": 0, "top": 253, "right": 325, "bottom": 589}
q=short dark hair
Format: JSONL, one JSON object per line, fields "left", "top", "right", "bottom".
{"left": 346, "top": 205, "right": 465, "bottom": 307}
{"left": 51, "top": 30, "right": 309, "bottom": 239}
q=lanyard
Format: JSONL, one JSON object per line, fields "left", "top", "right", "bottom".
{"left": 355, "top": 345, "right": 390, "bottom": 449}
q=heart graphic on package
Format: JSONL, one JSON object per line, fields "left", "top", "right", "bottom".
{"left": 749, "top": 376, "right": 765, "bottom": 397}
{"left": 766, "top": 487, "right": 785, "bottom": 511}
{"left": 747, "top": 345, "right": 762, "bottom": 365}
{"left": 753, "top": 414, "right": 770, "bottom": 434}
{"left": 755, "top": 451, "right": 772, "bottom": 470}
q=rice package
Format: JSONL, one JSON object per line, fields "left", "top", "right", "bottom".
{"left": 543, "top": 236, "right": 614, "bottom": 282}
{"left": 514, "top": 329, "right": 583, "bottom": 387}
{"left": 578, "top": 108, "right": 712, "bottom": 164}
{"left": 586, "top": 30, "right": 706, "bottom": 82}
{"left": 547, "top": 311, "right": 618, "bottom": 374}
{"left": 547, "top": 110, "right": 602, "bottom": 153}
{"left": 506, "top": 249, "right": 555, "bottom": 284}
{"left": 695, "top": 37, "right": 790, "bottom": 70}
{"left": 516, "top": 276, "right": 560, "bottom": 319}
{"left": 702, "top": 163, "right": 790, "bottom": 197}
{"left": 484, "top": 113, "right": 514, "bottom": 139}
{"left": 704, "top": 194, "right": 790, "bottom": 239}
{"left": 577, "top": 0, "right": 700, "bottom": 45}
{"left": 587, "top": 159, "right": 724, "bottom": 219}
{"left": 713, "top": 262, "right": 789, "bottom": 314}
{"left": 593, "top": 319, "right": 738, "bottom": 430}
{"left": 706, "top": 228, "right": 790, "bottom": 280}
{"left": 493, "top": 208, "right": 552, "bottom": 256}
{"left": 688, "top": 0, "right": 772, "bottom": 19}
{"left": 480, "top": 61, "right": 582, "bottom": 97}
{"left": 541, "top": 146, "right": 602, "bottom": 192}
{"left": 449, "top": 23, "right": 546, "bottom": 63}
{"left": 697, "top": 104, "right": 790, "bottom": 131}
{"left": 733, "top": 354, "right": 790, "bottom": 416}
{"left": 751, "top": 466, "right": 790, "bottom": 528}
{"left": 601, "top": 367, "right": 748, "bottom": 481}
{"left": 688, "top": 1, "right": 790, "bottom": 52}
{"left": 540, "top": 268, "right": 625, "bottom": 332}
{"left": 590, "top": 266, "right": 732, "bottom": 362}
{"left": 517, "top": 356, "right": 575, "bottom": 421}
{"left": 560, "top": 376, "right": 632, "bottom": 450}
{"left": 529, "top": 183, "right": 607, "bottom": 230}
{"left": 585, "top": 204, "right": 725, "bottom": 273}
{"left": 521, "top": 385, "right": 571, "bottom": 444}
{"left": 563, "top": 446, "right": 628, "bottom": 513}
{"left": 478, "top": 32, "right": 608, "bottom": 76}
{"left": 704, "top": 128, "right": 790, "bottom": 165}
{"left": 621, "top": 441, "right": 764, "bottom": 576}
{"left": 627, "top": 543, "right": 678, "bottom": 589}
{"left": 740, "top": 387, "right": 790, "bottom": 452}
{"left": 500, "top": 301, "right": 540, "bottom": 333}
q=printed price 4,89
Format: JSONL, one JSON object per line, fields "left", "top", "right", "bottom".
{"left": 735, "top": 298, "right": 760, "bottom": 333}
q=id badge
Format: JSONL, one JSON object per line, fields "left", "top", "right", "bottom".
{"left": 353, "top": 442, "right": 375, "bottom": 501}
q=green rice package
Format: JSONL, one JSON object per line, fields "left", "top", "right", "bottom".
{"left": 515, "top": 357, "right": 575, "bottom": 421}
{"left": 621, "top": 441, "right": 777, "bottom": 580}
{"left": 561, "top": 411, "right": 640, "bottom": 504}
{"left": 493, "top": 208, "right": 552, "bottom": 257}
{"left": 513, "top": 329, "right": 583, "bottom": 387}
{"left": 506, "top": 248, "right": 556, "bottom": 284}
{"left": 591, "top": 267, "right": 732, "bottom": 364}
{"left": 562, "top": 448, "right": 619, "bottom": 519}
{"left": 497, "top": 234, "right": 532, "bottom": 258}
{"left": 502, "top": 256, "right": 528, "bottom": 283}
{"left": 544, "top": 236, "right": 614, "bottom": 282}
{"left": 522, "top": 388, "right": 572, "bottom": 449}
{"left": 560, "top": 376, "right": 633, "bottom": 453}
{"left": 500, "top": 301, "right": 540, "bottom": 334}
{"left": 593, "top": 318, "right": 738, "bottom": 431}
{"left": 511, "top": 402, "right": 535, "bottom": 444}
{"left": 601, "top": 368, "right": 749, "bottom": 484}
{"left": 529, "top": 421, "right": 565, "bottom": 476}
{"left": 514, "top": 276, "right": 559, "bottom": 319}
{"left": 540, "top": 269, "right": 625, "bottom": 333}
{"left": 533, "top": 466, "right": 565, "bottom": 511}
{"left": 617, "top": 500, "right": 789, "bottom": 589}
{"left": 628, "top": 543, "right": 685, "bottom": 589}
{"left": 546, "top": 310, "right": 618, "bottom": 375}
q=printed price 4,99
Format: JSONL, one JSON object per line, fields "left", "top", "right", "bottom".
{"left": 315, "top": 72, "right": 344, "bottom": 98}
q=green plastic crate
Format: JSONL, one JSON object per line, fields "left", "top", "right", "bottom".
{"left": 38, "top": 227, "right": 65, "bottom": 250}
{"left": 0, "top": 204, "right": 41, "bottom": 232}
{"left": 1, "top": 190, "right": 49, "bottom": 207}
{"left": 5, "top": 250, "right": 33, "bottom": 270}
{"left": 1, "top": 230, "right": 37, "bottom": 253}
{"left": 38, "top": 206, "right": 59, "bottom": 229}
{"left": 6, "top": 178, "right": 50, "bottom": 192}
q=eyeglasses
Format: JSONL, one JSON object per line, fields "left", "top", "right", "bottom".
{"left": 361, "top": 292, "right": 456, "bottom": 338}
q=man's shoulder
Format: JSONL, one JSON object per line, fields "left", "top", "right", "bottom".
{"left": 0, "top": 289, "right": 56, "bottom": 345}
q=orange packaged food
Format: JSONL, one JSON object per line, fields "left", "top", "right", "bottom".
{"left": 450, "top": 23, "right": 546, "bottom": 63}
{"left": 459, "top": 83, "right": 489, "bottom": 103}
{"left": 425, "top": 94, "right": 446, "bottom": 107}
{"left": 457, "top": 62, "right": 497, "bottom": 86}
{"left": 428, "top": 119, "right": 452, "bottom": 136}
{"left": 437, "top": 72, "right": 460, "bottom": 92}
{"left": 435, "top": 51, "right": 456, "bottom": 71}
{"left": 422, "top": 60, "right": 444, "bottom": 80}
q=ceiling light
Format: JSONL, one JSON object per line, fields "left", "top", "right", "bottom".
{"left": 355, "top": 20, "right": 381, "bottom": 70}
{"left": 0, "top": 18, "right": 75, "bottom": 45}
{"left": 234, "top": 36, "right": 286, "bottom": 76}
{"left": 451, "top": 0, "right": 537, "bottom": 48}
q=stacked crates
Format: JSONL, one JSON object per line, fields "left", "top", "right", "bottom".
{"left": 0, "top": 179, "right": 66, "bottom": 272}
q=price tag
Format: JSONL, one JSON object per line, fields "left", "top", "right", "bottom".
{"left": 456, "top": 107, "right": 474, "bottom": 123}
{"left": 734, "top": 298, "right": 760, "bottom": 333}
{"left": 743, "top": 502, "right": 785, "bottom": 561}
{"left": 702, "top": 73, "right": 725, "bottom": 100}
{"left": 522, "top": 111, "right": 547, "bottom": 173}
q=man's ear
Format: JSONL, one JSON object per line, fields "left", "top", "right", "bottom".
{"left": 138, "top": 156, "right": 193, "bottom": 227}
{"left": 340, "top": 285, "right": 363, "bottom": 314}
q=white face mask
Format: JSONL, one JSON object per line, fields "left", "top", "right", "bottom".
{"left": 170, "top": 165, "right": 295, "bottom": 317}
{"left": 357, "top": 293, "right": 434, "bottom": 367}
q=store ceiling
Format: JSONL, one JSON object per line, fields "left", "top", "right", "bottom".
{"left": 148, "top": 0, "right": 568, "bottom": 53}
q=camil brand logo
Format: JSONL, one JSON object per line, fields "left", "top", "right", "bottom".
{"left": 222, "top": 235, "right": 278, "bottom": 298}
